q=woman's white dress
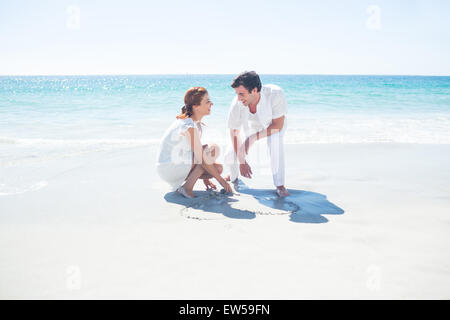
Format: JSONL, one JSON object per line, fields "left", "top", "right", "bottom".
{"left": 156, "top": 118, "right": 202, "bottom": 190}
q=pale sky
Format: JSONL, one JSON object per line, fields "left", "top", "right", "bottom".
{"left": 1, "top": 0, "right": 449, "bottom": 75}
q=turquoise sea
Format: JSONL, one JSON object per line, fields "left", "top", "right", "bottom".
{"left": 1, "top": 75, "right": 450, "bottom": 195}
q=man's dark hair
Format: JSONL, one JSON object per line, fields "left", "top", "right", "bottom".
{"left": 231, "top": 71, "right": 262, "bottom": 93}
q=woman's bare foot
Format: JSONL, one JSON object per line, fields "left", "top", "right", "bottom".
{"left": 177, "top": 186, "right": 194, "bottom": 198}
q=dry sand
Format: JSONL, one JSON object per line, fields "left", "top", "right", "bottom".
{"left": 1, "top": 143, "right": 449, "bottom": 299}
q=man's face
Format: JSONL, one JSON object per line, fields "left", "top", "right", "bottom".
{"left": 234, "top": 85, "right": 258, "bottom": 106}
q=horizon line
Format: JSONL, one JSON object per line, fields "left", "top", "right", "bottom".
{"left": 0, "top": 73, "right": 449, "bottom": 77}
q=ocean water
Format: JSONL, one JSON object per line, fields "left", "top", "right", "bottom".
{"left": 1, "top": 75, "right": 450, "bottom": 195}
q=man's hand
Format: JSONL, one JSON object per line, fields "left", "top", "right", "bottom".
{"left": 239, "top": 162, "right": 253, "bottom": 179}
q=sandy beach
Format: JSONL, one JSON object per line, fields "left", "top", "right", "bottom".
{"left": 2, "top": 0, "right": 450, "bottom": 302}
{"left": 1, "top": 143, "right": 449, "bottom": 299}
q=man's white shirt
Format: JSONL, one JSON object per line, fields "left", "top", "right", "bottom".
{"left": 227, "top": 84, "right": 287, "bottom": 136}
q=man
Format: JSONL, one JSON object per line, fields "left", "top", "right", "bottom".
{"left": 225, "top": 71, "right": 290, "bottom": 197}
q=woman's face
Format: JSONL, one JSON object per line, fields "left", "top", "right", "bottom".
{"left": 195, "top": 93, "right": 213, "bottom": 116}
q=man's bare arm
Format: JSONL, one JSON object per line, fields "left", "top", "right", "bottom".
{"left": 243, "top": 116, "right": 285, "bottom": 154}
{"left": 230, "top": 128, "right": 252, "bottom": 178}
{"left": 230, "top": 128, "right": 246, "bottom": 164}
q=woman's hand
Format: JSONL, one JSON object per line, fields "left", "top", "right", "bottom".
{"left": 203, "top": 179, "right": 217, "bottom": 190}
{"left": 219, "top": 178, "right": 233, "bottom": 194}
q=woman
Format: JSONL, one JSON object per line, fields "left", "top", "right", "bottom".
{"left": 156, "top": 87, "right": 232, "bottom": 198}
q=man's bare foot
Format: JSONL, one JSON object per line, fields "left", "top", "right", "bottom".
{"left": 276, "top": 186, "right": 290, "bottom": 197}
{"left": 230, "top": 178, "right": 246, "bottom": 192}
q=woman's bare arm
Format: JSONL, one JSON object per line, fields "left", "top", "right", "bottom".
{"left": 187, "top": 127, "right": 227, "bottom": 186}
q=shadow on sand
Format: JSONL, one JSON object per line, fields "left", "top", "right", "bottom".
{"left": 164, "top": 187, "right": 344, "bottom": 223}
{"left": 164, "top": 190, "right": 256, "bottom": 220}
{"left": 238, "top": 188, "right": 344, "bottom": 223}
